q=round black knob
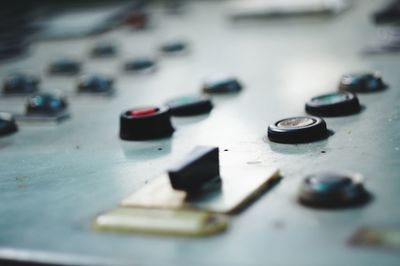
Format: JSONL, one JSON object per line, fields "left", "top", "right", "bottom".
{"left": 119, "top": 106, "right": 174, "bottom": 140}
{"left": 48, "top": 58, "right": 81, "bottom": 75}
{"left": 26, "top": 93, "right": 68, "bottom": 115}
{"left": 124, "top": 58, "right": 156, "bottom": 72}
{"left": 0, "top": 112, "right": 18, "bottom": 136}
{"left": 305, "top": 92, "right": 361, "bottom": 116}
{"left": 160, "top": 40, "right": 188, "bottom": 54}
{"left": 90, "top": 42, "right": 117, "bottom": 58}
{"left": 77, "top": 74, "right": 114, "bottom": 94}
{"left": 268, "top": 116, "right": 328, "bottom": 143}
{"left": 339, "top": 72, "right": 386, "bottom": 93}
{"left": 2, "top": 72, "right": 39, "bottom": 95}
{"left": 203, "top": 77, "right": 242, "bottom": 94}
{"left": 165, "top": 95, "right": 213, "bottom": 116}
{"left": 298, "top": 172, "right": 368, "bottom": 208}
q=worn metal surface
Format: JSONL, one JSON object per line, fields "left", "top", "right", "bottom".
{"left": 0, "top": 0, "right": 400, "bottom": 265}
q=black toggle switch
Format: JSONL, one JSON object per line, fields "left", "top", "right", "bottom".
{"left": 26, "top": 93, "right": 68, "bottom": 115}
{"left": 2, "top": 72, "right": 39, "bottom": 95}
{"left": 0, "top": 112, "right": 18, "bottom": 136}
{"left": 168, "top": 146, "right": 220, "bottom": 192}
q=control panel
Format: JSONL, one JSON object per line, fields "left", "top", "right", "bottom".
{"left": 1, "top": 1, "right": 400, "bottom": 265}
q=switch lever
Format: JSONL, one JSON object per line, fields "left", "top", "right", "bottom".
{"left": 168, "top": 146, "right": 220, "bottom": 193}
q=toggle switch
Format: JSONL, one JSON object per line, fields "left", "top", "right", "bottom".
{"left": 168, "top": 146, "right": 220, "bottom": 193}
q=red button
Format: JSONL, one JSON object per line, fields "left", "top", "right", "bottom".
{"left": 130, "top": 107, "right": 158, "bottom": 117}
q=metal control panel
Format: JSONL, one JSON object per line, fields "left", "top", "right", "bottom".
{"left": 1, "top": 0, "right": 400, "bottom": 265}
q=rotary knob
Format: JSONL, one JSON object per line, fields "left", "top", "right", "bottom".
{"left": 90, "top": 42, "right": 117, "bottom": 58}
{"left": 339, "top": 72, "right": 386, "bottom": 93}
{"left": 305, "top": 92, "right": 361, "bottom": 117}
{"left": 2, "top": 72, "right": 39, "bottom": 95}
{"left": 298, "top": 172, "right": 368, "bottom": 208}
{"left": 268, "top": 116, "right": 328, "bottom": 143}
{"left": 26, "top": 93, "right": 68, "bottom": 115}
{"left": 77, "top": 74, "right": 114, "bottom": 94}
{"left": 203, "top": 77, "right": 242, "bottom": 94}
{"left": 48, "top": 58, "right": 81, "bottom": 75}
{"left": 124, "top": 58, "right": 156, "bottom": 72}
{"left": 119, "top": 106, "right": 174, "bottom": 140}
{"left": 165, "top": 95, "right": 213, "bottom": 116}
{"left": 0, "top": 112, "right": 18, "bottom": 136}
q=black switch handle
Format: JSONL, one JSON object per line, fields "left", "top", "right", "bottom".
{"left": 168, "top": 146, "right": 220, "bottom": 192}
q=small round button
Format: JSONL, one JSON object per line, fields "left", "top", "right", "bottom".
{"left": 0, "top": 112, "right": 18, "bottom": 136}
{"left": 305, "top": 92, "right": 361, "bottom": 116}
{"left": 339, "top": 72, "right": 386, "bottom": 93}
{"left": 165, "top": 95, "right": 213, "bottom": 116}
{"left": 268, "top": 116, "right": 328, "bottom": 143}
{"left": 119, "top": 106, "right": 174, "bottom": 140}
{"left": 90, "top": 42, "right": 116, "bottom": 58}
{"left": 298, "top": 172, "right": 368, "bottom": 208}
{"left": 48, "top": 58, "right": 81, "bottom": 75}
{"left": 124, "top": 58, "right": 156, "bottom": 72}
{"left": 26, "top": 93, "right": 68, "bottom": 115}
{"left": 203, "top": 77, "right": 242, "bottom": 94}
{"left": 77, "top": 74, "right": 114, "bottom": 94}
{"left": 2, "top": 72, "right": 39, "bottom": 95}
{"left": 160, "top": 41, "right": 188, "bottom": 54}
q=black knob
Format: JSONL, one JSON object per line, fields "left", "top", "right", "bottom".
{"left": 2, "top": 72, "right": 39, "bottom": 95}
{"left": 168, "top": 146, "right": 220, "bottom": 192}
{"left": 165, "top": 95, "right": 213, "bottom": 116}
{"left": 124, "top": 58, "right": 156, "bottom": 72}
{"left": 77, "top": 74, "right": 114, "bottom": 94}
{"left": 268, "top": 116, "right": 328, "bottom": 143}
{"left": 90, "top": 42, "right": 117, "bottom": 58}
{"left": 48, "top": 58, "right": 81, "bottom": 75}
{"left": 160, "top": 40, "right": 188, "bottom": 54}
{"left": 26, "top": 93, "right": 68, "bottom": 115}
{"left": 0, "top": 112, "right": 18, "bottom": 136}
{"left": 203, "top": 77, "right": 242, "bottom": 94}
{"left": 305, "top": 91, "right": 361, "bottom": 117}
{"left": 298, "top": 172, "right": 368, "bottom": 208}
{"left": 339, "top": 72, "right": 387, "bottom": 93}
{"left": 119, "top": 106, "right": 174, "bottom": 140}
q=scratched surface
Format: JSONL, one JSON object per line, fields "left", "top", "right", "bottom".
{"left": 0, "top": 0, "right": 400, "bottom": 265}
